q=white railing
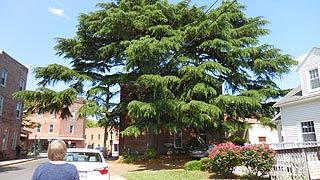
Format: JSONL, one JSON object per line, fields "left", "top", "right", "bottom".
{"left": 269, "top": 142, "right": 320, "bottom": 180}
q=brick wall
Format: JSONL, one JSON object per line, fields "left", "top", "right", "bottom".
{"left": 0, "top": 50, "right": 28, "bottom": 159}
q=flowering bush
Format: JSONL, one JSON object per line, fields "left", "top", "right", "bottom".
{"left": 240, "top": 144, "right": 276, "bottom": 176}
{"left": 205, "top": 143, "right": 276, "bottom": 177}
{"left": 208, "top": 143, "right": 241, "bottom": 174}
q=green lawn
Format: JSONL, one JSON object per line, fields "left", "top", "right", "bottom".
{"left": 122, "top": 169, "right": 209, "bottom": 180}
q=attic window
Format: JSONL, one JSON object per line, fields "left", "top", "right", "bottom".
{"left": 309, "top": 68, "right": 320, "bottom": 89}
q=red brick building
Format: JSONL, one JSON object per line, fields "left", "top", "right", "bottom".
{"left": 85, "top": 127, "right": 120, "bottom": 157}
{"left": 26, "top": 98, "right": 86, "bottom": 153}
{"left": 0, "top": 50, "right": 28, "bottom": 159}
{"left": 119, "top": 83, "right": 218, "bottom": 156}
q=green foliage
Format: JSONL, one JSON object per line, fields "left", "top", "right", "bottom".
{"left": 86, "top": 119, "right": 99, "bottom": 128}
{"left": 18, "top": 0, "right": 298, "bottom": 149}
{"left": 13, "top": 87, "right": 78, "bottom": 119}
{"left": 121, "top": 155, "right": 143, "bottom": 164}
{"left": 199, "top": 157, "right": 212, "bottom": 172}
{"left": 224, "top": 135, "right": 246, "bottom": 145}
{"left": 144, "top": 149, "right": 156, "bottom": 160}
{"left": 184, "top": 160, "right": 204, "bottom": 171}
{"left": 207, "top": 143, "right": 276, "bottom": 177}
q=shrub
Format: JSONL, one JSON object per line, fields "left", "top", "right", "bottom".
{"left": 208, "top": 142, "right": 241, "bottom": 174}
{"left": 224, "top": 135, "right": 246, "bottom": 146}
{"left": 122, "top": 152, "right": 129, "bottom": 159}
{"left": 199, "top": 157, "right": 212, "bottom": 172}
{"left": 122, "top": 155, "right": 143, "bottom": 163}
{"left": 0, "top": 151, "right": 7, "bottom": 160}
{"left": 184, "top": 160, "right": 204, "bottom": 171}
{"left": 240, "top": 144, "right": 276, "bottom": 176}
{"left": 144, "top": 149, "right": 156, "bottom": 160}
{"left": 118, "top": 155, "right": 125, "bottom": 163}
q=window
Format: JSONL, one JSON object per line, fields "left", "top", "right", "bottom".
{"left": 36, "top": 124, "right": 42, "bottom": 133}
{"left": 50, "top": 110, "right": 56, "bottom": 118}
{"left": 91, "top": 134, "right": 93, "bottom": 140}
{"left": 49, "top": 124, "right": 54, "bottom": 133}
{"left": 258, "top": 136, "right": 267, "bottom": 142}
{"left": 98, "top": 134, "right": 101, "bottom": 140}
{"left": 37, "top": 108, "right": 43, "bottom": 117}
{"left": 11, "top": 132, "right": 18, "bottom": 150}
{"left": 0, "top": 96, "right": 3, "bottom": 116}
{"left": 0, "top": 70, "right": 7, "bottom": 86}
{"left": 174, "top": 129, "right": 182, "bottom": 148}
{"left": 69, "top": 125, "right": 74, "bottom": 134}
{"left": 309, "top": 68, "right": 320, "bottom": 89}
{"left": 301, "top": 121, "right": 317, "bottom": 142}
{"left": 19, "top": 79, "right": 25, "bottom": 90}
{"left": 16, "top": 102, "right": 22, "bottom": 119}
{"left": 2, "top": 130, "right": 8, "bottom": 150}
{"left": 71, "top": 110, "right": 76, "bottom": 120}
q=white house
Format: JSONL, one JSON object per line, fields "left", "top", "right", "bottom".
{"left": 273, "top": 47, "right": 320, "bottom": 143}
{"left": 244, "top": 118, "right": 279, "bottom": 144}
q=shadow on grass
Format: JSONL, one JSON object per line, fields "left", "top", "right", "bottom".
{"left": 126, "top": 155, "right": 192, "bottom": 171}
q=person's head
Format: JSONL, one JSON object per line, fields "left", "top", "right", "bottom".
{"left": 47, "top": 139, "right": 67, "bottom": 161}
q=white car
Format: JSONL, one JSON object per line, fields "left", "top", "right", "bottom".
{"left": 65, "top": 148, "right": 110, "bottom": 180}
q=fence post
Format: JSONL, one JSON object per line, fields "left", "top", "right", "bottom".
{"left": 302, "top": 148, "right": 311, "bottom": 180}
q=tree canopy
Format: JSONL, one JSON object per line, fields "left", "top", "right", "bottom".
{"left": 14, "top": 0, "right": 297, "bottom": 142}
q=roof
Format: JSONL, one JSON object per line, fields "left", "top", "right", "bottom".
{"left": 0, "top": 50, "right": 29, "bottom": 71}
{"left": 273, "top": 84, "right": 320, "bottom": 107}
{"left": 297, "top": 47, "right": 320, "bottom": 72}
{"left": 271, "top": 113, "right": 281, "bottom": 123}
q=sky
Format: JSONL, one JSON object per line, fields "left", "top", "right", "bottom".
{"left": 1, "top": 0, "right": 320, "bottom": 92}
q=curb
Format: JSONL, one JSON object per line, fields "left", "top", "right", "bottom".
{"left": 0, "top": 157, "right": 38, "bottom": 167}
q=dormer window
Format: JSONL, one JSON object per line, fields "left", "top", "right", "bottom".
{"left": 309, "top": 68, "right": 320, "bottom": 89}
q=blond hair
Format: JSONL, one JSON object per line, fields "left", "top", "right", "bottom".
{"left": 47, "top": 139, "right": 67, "bottom": 161}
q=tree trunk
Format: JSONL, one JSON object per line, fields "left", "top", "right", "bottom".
{"left": 146, "top": 131, "right": 157, "bottom": 150}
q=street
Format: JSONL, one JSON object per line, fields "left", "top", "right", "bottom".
{"left": 0, "top": 158, "right": 48, "bottom": 179}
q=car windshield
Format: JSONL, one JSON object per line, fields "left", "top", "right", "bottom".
{"left": 193, "top": 146, "right": 208, "bottom": 150}
{"left": 65, "top": 152, "right": 102, "bottom": 162}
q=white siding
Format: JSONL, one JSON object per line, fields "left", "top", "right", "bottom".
{"left": 299, "top": 50, "right": 320, "bottom": 96}
{"left": 248, "top": 124, "right": 279, "bottom": 144}
{"left": 281, "top": 100, "right": 320, "bottom": 143}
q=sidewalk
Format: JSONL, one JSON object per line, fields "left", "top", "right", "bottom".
{"left": 0, "top": 156, "right": 38, "bottom": 167}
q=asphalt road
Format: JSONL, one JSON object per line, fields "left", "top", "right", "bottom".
{"left": 0, "top": 158, "right": 48, "bottom": 180}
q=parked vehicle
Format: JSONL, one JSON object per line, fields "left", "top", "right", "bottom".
{"left": 189, "top": 144, "right": 209, "bottom": 159}
{"left": 95, "top": 146, "right": 107, "bottom": 157}
{"left": 65, "top": 148, "right": 110, "bottom": 180}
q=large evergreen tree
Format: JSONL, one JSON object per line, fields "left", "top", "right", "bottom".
{"left": 14, "top": 0, "right": 297, "bottom": 148}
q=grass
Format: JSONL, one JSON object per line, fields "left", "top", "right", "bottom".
{"left": 122, "top": 169, "right": 209, "bottom": 180}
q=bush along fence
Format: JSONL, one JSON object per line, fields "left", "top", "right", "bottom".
{"left": 202, "top": 143, "right": 276, "bottom": 178}
{"left": 269, "top": 142, "right": 320, "bottom": 180}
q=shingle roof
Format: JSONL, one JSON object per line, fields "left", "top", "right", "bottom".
{"left": 273, "top": 84, "right": 320, "bottom": 107}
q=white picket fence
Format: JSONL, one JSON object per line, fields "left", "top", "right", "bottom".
{"left": 269, "top": 142, "right": 320, "bottom": 180}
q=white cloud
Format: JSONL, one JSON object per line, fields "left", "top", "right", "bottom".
{"left": 48, "top": 7, "right": 64, "bottom": 16}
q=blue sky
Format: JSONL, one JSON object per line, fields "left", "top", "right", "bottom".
{"left": 1, "top": 0, "right": 320, "bottom": 91}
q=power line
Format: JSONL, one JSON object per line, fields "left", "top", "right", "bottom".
{"left": 172, "top": 0, "right": 238, "bottom": 59}
{"left": 212, "top": 0, "right": 237, "bottom": 22}
{"left": 205, "top": 0, "right": 220, "bottom": 14}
